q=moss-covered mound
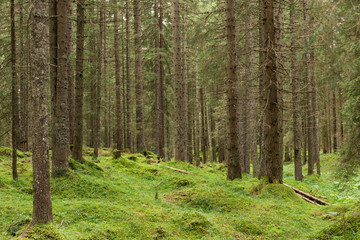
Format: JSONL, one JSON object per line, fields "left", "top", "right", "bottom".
{"left": 25, "top": 224, "right": 67, "bottom": 240}
{"left": 259, "top": 184, "right": 303, "bottom": 203}
{"left": 315, "top": 209, "right": 360, "bottom": 239}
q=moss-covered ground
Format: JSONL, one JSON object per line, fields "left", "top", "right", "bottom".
{"left": 0, "top": 148, "right": 359, "bottom": 239}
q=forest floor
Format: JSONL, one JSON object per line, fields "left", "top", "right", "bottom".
{"left": 0, "top": 147, "right": 359, "bottom": 240}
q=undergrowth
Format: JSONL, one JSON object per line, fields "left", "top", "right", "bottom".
{"left": 0, "top": 149, "right": 359, "bottom": 239}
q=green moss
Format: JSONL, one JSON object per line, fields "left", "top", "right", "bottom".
{"left": 178, "top": 212, "right": 212, "bottom": 235}
{"left": 8, "top": 218, "right": 31, "bottom": 236}
{"left": 0, "top": 147, "right": 12, "bottom": 156}
{"left": 234, "top": 219, "right": 264, "bottom": 236}
{"left": 315, "top": 210, "right": 360, "bottom": 239}
{"left": 26, "top": 223, "right": 67, "bottom": 240}
{"left": 259, "top": 184, "right": 303, "bottom": 203}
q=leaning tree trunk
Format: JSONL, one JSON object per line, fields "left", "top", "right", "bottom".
{"left": 72, "top": 0, "right": 85, "bottom": 163}
{"left": 172, "top": 0, "right": 187, "bottom": 162}
{"left": 226, "top": 0, "right": 242, "bottom": 180}
{"left": 31, "top": 0, "right": 53, "bottom": 223}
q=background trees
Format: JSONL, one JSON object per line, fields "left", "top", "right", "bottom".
{"left": 1, "top": 0, "right": 360, "bottom": 185}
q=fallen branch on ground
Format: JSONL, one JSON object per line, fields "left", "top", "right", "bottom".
{"left": 157, "top": 164, "right": 190, "bottom": 174}
{"left": 283, "top": 183, "right": 330, "bottom": 205}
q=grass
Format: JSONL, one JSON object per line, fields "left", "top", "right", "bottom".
{"left": 0, "top": 149, "right": 359, "bottom": 239}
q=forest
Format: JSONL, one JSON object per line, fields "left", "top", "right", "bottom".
{"left": 1, "top": 0, "right": 360, "bottom": 239}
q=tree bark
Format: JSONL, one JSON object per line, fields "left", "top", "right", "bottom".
{"left": 260, "top": 0, "right": 282, "bottom": 183}
{"left": 134, "top": 0, "right": 145, "bottom": 152}
{"left": 332, "top": 89, "right": 337, "bottom": 152}
{"left": 94, "top": 4, "right": 103, "bottom": 158}
{"left": 68, "top": 1, "right": 75, "bottom": 148}
{"left": 125, "top": 0, "right": 132, "bottom": 151}
{"left": 290, "top": 0, "right": 303, "bottom": 181}
{"left": 155, "top": 0, "right": 165, "bottom": 159}
{"left": 19, "top": 2, "right": 29, "bottom": 152}
{"left": 11, "top": 0, "right": 19, "bottom": 180}
{"left": 31, "top": 0, "right": 53, "bottom": 223}
{"left": 226, "top": 0, "right": 242, "bottom": 180}
{"left": 172, "top": 0, "right": 187, "bottom": 162}
{"left": 52, "top": 0, "right": 71, "bottom": 177}
{"left": 114, "top": 0, "right": 123, "bottom": 151}
{"left": 72, "top": 0, "right": 85, "bottom": 163}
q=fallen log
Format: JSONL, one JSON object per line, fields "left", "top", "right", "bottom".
{"left": 296, "top": 193, "right": 320, "bottom": 206}
{"left": 158, "top": 164, "right": 190, "bottom": 174}
{"left": 283, "top": 183, "right": 330, "bottom": 205}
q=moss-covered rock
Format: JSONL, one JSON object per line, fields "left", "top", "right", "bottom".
{"left": 26, "top": 223, "right": 67, "bottom": 240}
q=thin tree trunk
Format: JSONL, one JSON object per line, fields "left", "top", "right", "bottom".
{"left": 290, "top": 0, "right": 303, "bottom": 181}
{"left": 125, "top": 0, "right": 132, "bottom": 151}
{"left": 134, "top": 0, "right": 145, "bottom": 152}
{"left": 226, "top": 0, "right": 242, "bottom": 180}
{"left": 11, "top": 0, "right": 19, "bottom": 180}
{"left": 114, "top": 0, "right": 123, "bottom": 152}
{"left": 332, "top": 89, "right": 337, "bottom": 152}
{"left": 72, "top": 0, "right": 85, "bottom": 162}
{"left": 103, "top": 2, "right": 110, "bottom": 148}
{"left": 172, "top": 0, "right": 187, "bottom": 162}
{"left": 19, "top": 2, "right": 29, "bottom": 152}
{"left": 200, "top": 88, "right": 207, "bottom": 164}
{"left": 155, "top": 0, "right": 165, "bottom": 159}
{"left": 68, "top": 1, "right": 75, "bottom": 148}
{"left": 31, "top": 0, "right": 53, "bottom": 223}
{"left": 194, "top": 52, "right": 200, "bottom": 166}
{"left": 94, "top": 5, "right": 103, "bottom": 158}
{"left": 205, "top": 90, "right": 214, "bottom": 163}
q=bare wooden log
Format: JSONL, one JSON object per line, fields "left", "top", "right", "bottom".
{"left": 284, "top": 183, "right": 330, "bottom": 205}
{"left": 296, "top": 192, "right": 320, "bottom": 206}
{"left": 158, "top": 164, "right": 190, "bottom": 174}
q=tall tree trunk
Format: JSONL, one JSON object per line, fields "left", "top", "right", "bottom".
{"left": 274, "top": 0, "right": 284, "bottom": 169}
{"left": 11, "top": 0, "right": 19, "bottom": 180}
{"left": 155, "top": 0, "right": 165, "bottom": 159}
{"left": 304, "top": 0, "right": 315, "bottom": 175}
{"left": 200, "top": 88, "right": 207, "bottom": 164}
{"left": 332, "top": 89, "right": 337, "bottom": 152}
{"left": 49, "top": 0, "right": 57, "bottom": 151}
{"left": 114, "top": 0, "right": 123, "bottom": 152}
{"left": 31, "top": 0, "right": 53, "bottom": 223}
{"left": 194, "top": 52, "right": 200, "bottom": 166}
{"left": 103, "top": 2, "right": 110, "bottom": 148}
{"left": 53, "top": 0, "right": 71, "bottom": 177}
{"left": 72, "top": 0, "right": 85, "bottom": 162}
{"left": 172, "top": 0, "right": 187, "bottom": 162}
{"left": 134, "top": 0, "right": 145, "bottom": 152}
{"left": 261, "top": 0, "right": 282, "bottom": 183}
{"left": 125, "top": 0, "right": 132, "bottom": 151}
{"left": 258, "top": 0, "right": 266, "bottom": 178}
{"left": 205, "top": 90, "right": 214, "bottom": 163}
{"left": 226, "top": 0, "right": 242, "bottom": 180}
{"left": 19, "top": 2, "right": 29, "bottom": 152}
{"left": 68, "top": 1, "right": 75, "bottom": 148}
{"left": 290, "top": 0, "right": 303, "bottom": 181}
{"left": 182, "top": 8, "right": 192, "bottom": 164}
{"left": 94, "top": 5, "right": 103, "bottom": 158}
{"left": 246, "top": 0, "right": 259, "bottom": 177}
